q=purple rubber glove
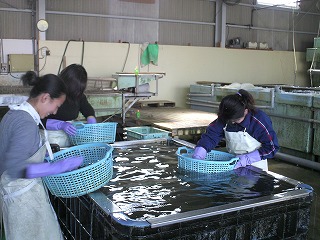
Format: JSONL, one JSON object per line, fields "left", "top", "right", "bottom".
{"left": 233, "top": 167, "right": 260, "bottom": 188}
{"left": 25, "top": 156, "right": 84, "bottom": 179}
{"left": 87, "top": 117, "right": 97, "bottom": 124}
{"left": 192, "top": 146, "right": 207, "bottom": 160}
{"left": 46, "top": 119, "right": 77, "bottom": 135}
{"left": 234, "top": 150, "right": 261, "bottom": 169}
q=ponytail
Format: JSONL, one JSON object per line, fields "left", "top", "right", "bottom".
{"left": 21, "top": 71, "right": 39, "bottom": 87}
{"left": 21, "top": 71, "right": 67, "bottom": 99}
{"left": 237, "top": 89, "right": 255, "bottom": 112}
{"left": 218, "top": 89, "right": 256, "bottom": 122}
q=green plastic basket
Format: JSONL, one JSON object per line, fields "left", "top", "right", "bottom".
{"left": 176, "top": 147, "right": 239, "bottom": 173}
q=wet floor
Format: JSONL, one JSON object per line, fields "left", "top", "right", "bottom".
{"left": 268, "top": 159, "right": 320, "bottom": 240}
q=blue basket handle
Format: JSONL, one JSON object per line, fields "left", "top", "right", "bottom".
{"left": 230, "top": 157, "right": 240, "bottom": 168}
{"left": 105, "top": 145, "right": 114, "bottom": 159}
{"left": 72, "top": 122, "right": 86, "bottom": 129}
{"left": 176, "top": 146, "right": 194, "bottom": 155}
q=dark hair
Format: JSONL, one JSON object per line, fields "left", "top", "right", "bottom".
{"left": 21, "top": 71, "right": 67, "bottom": 99}
{"left": 218, "top": 89, "right": 256, "bottom": 122}
{"left": 59, "top": 64, "right": 88, "bottom": 101}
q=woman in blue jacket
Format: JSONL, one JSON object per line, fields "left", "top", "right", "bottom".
{"left": 193, "top": 89, "right": 279, "bottom": 171}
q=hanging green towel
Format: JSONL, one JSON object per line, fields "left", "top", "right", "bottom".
{"left": 140, "top": 43, "right": 159, "bottom": 67}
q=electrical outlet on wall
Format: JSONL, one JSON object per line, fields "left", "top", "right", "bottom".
{"left": 41, "top": 48, "right": 47, "bottom": 56}
{"left": 40, "top": 48, "right": 50, "bottom": 56}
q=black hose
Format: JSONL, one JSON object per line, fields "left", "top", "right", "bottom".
{"left": 58, "top": 40, "right": 85, "bottom": 74}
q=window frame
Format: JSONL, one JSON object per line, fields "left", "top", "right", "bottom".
{"left": 256, "top": 0, "right": 299, "bottom": 9}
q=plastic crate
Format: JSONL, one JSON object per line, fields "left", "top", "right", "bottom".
{"left": 43, "top": 143, "right": 113, "bottom": 198}
{"left": 125, "top": 126, "right": 170, "bottom": 140}
{"left": 68, "top": 122, "right": 117, "bottom": 145}
{"left": 176, "top": 147, "right": 239, "bottom": 173}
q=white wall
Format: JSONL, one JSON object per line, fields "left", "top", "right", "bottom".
{"left": 1, "top": 40, "right": 310, "bottom": 108}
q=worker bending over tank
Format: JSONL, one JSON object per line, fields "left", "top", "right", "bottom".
{"left": 193, "top": 89, "right": 279, "bottom": 171}
{"left": 42, "top": 64, "right": 97, "bottom": 146}
{"left": 43, "top": 64, "right": 96, "bottom": 131}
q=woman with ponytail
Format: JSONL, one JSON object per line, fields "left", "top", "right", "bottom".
{"left": 193, "top": 89, "right": 279, "bottom": 171}
{"left": 0, "top": 71, "right": 83, "bottom": 239}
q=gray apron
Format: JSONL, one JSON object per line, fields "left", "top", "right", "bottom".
{"left": 224, "top": 125, "right": 268, "bottom": 171}
{"left": 0, "top": 102, "right": 63, "bottom": 240}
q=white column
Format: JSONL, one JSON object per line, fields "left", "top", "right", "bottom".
{"left": 214, "top": 0, "right": 226, "bottom": 48}
{"left": 37, "top": 0, "right": 46, "bottom": 40}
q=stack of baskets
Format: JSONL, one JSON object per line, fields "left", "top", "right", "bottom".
{"left": 176, "top": 147, "right": 239, "bottom": 173}
{"left": 43, "top": 143, "right": 113, "bottom": 198}
{"left": 68, "top": 122, "right": 117, "bottom": 146}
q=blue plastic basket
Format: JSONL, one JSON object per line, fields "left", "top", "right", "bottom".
{"left": 177, "top": 168, "right": 234, "bottom": 182}
{"left": 125, "top": 126, "right": 170, "bottom": 140}
{"left": 176, "top": 147, "right": 239, "bottom": 173}
{"left": 68, "top": 122, "right": 117, "bottom": 145}
{"left": 43, "top": 143, "right": 113, "bottom": 198}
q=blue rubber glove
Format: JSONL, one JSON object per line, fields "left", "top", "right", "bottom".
{"left": 87, "top": 117, "right": 97, "bottom": 124}
{"left": 46, "top": 119, "right": 77, "bottom": 135}
{"left": 234, "top": 150, "right": 261, "bottom": 169}
{"left": 192, "top": 146, "right": 207, "bottom": 160}
{"left": 25, "top": 156, "right": 84, "bottom": 179}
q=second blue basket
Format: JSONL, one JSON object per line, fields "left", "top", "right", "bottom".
{"left": 43, "top": 143, "right": 113, "bottom": 198}
{"left": 176, "top": 147, "right": 239, "bottom": 173}
{"left": 68, "top": 122, "right": 117, "bottom": 145}
{"left": 125, "top": 126, "right": 170, "bottom": 140}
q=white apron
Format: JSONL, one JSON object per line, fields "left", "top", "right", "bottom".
{"left": 224, "top": 125, "right": 268, "bottom": 171}
{"left": 47, "top": 130, "right": 71, "bottom": 148}
{"left": 0, "top": 101, "right": 63, "bottom": 240}
{"left": 46, "top": 120, "right": 74, "bottom": 148}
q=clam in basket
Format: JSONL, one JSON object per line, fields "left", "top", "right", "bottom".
{"left": 68, "top": 122, "right": 117, "bottom": 145}
{"left": 176, "top": 147, "right": 239, "bottom": 173}
{"left": 43, "top": 143, "right": 113, "bottom": 198}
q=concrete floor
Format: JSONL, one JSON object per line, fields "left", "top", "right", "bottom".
{"left": 268, "top": 159, "right": 319, "bottom": 240}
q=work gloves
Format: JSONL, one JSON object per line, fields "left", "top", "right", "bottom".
{"left": 234, "top": 150, "right": 261, "bottom": 169}
{"left": 86, "top": 116, "right": 97, "bottom": 124}
{"left": 192, "top": 146, "right": 207, "bottom": 160}
{"left": 46, "top": 119, "right": 77, "bottom": 135}
{"left": 25, "top": 156, "right": 84, "bottom": 178}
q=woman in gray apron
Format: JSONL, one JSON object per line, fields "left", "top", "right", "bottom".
{"left": 0, "top": 71, "right": 83, "bottom": 240}
{"left": 193, "top": 89, "right": 279, "bottom": 171}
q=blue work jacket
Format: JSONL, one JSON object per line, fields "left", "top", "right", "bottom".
{"left": 196, "top": 109, "right": 279, "bottom": 159}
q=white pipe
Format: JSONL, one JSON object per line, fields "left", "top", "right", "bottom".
{"left": 46, "top": 10, "right": 215, "bottom": 26}
{"left": 275, "top": 152, "right": 320, "bottom": 172}
{"left": 227, "top": 23, "right": 316, "bottom": 35}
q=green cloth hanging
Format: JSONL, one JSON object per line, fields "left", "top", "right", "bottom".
{"left": 140, "top": 43, "right": 159, "bottom": 67}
